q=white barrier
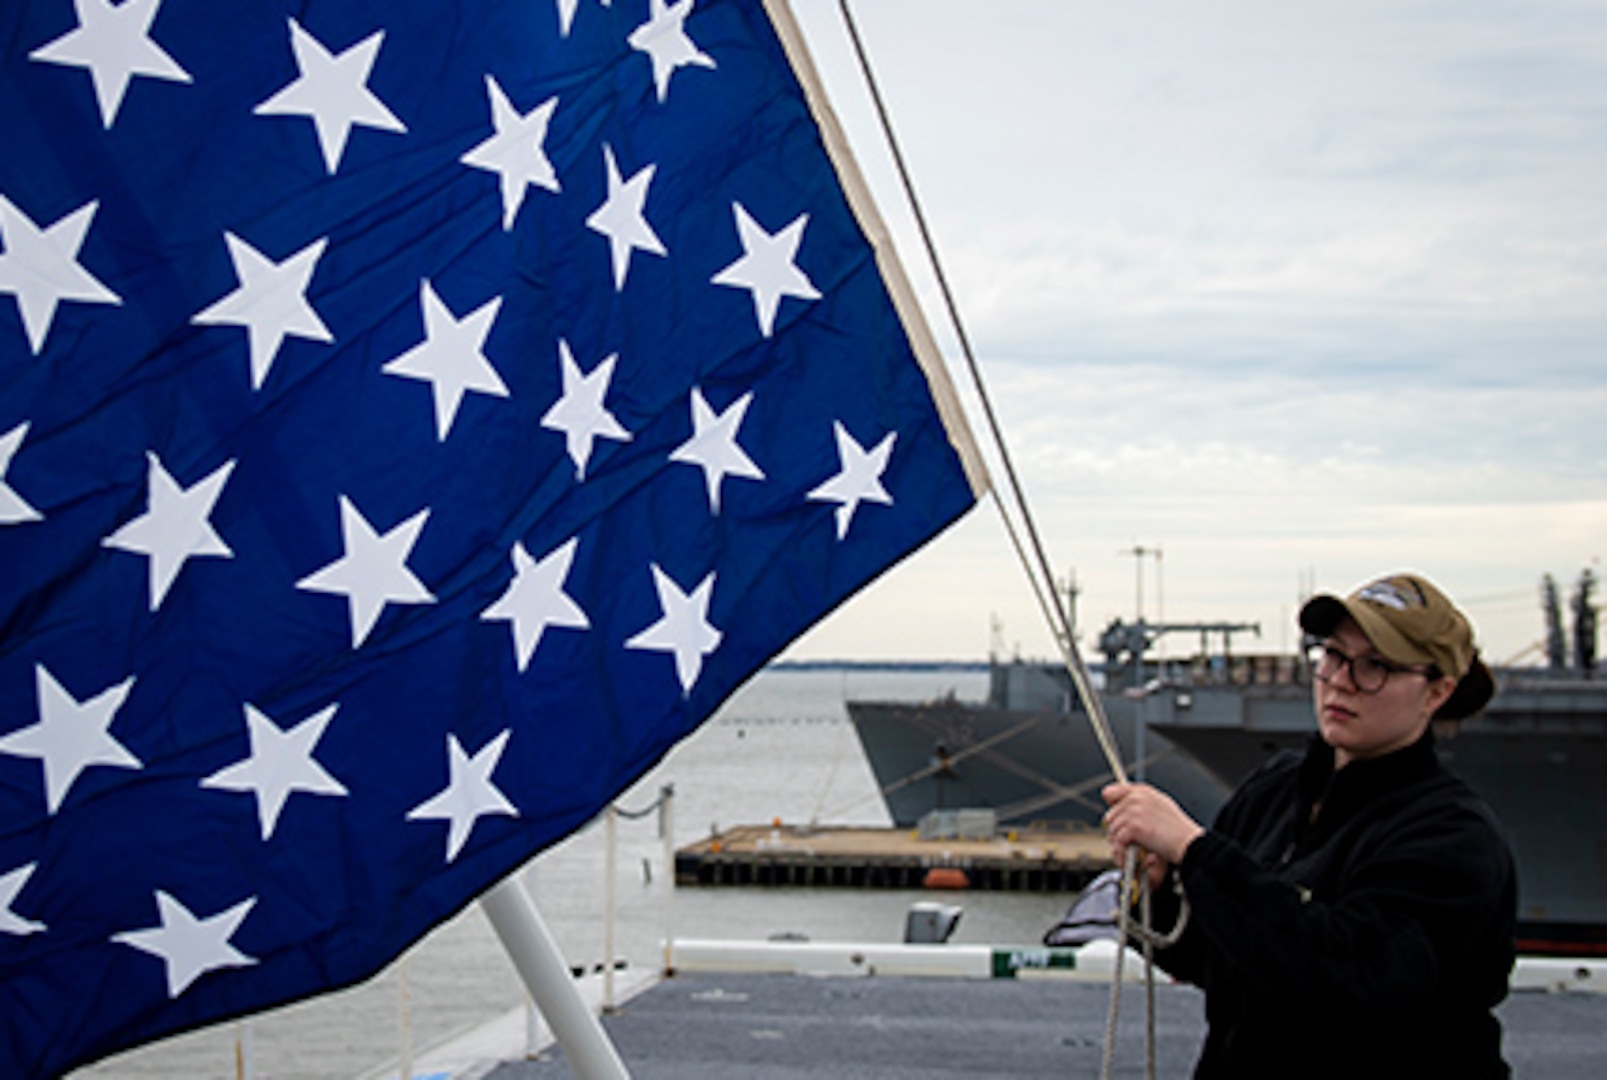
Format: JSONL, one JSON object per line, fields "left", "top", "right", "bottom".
{"left": 666, "top": 938, "right": 1607, "bottom": 993}
{"left": 665, "top": 938, "right": 1154, "bottom": 982}
{"left": 1511, "top": 957, "right": 1607, "bottom": 994}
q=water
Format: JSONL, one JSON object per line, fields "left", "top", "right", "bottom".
{"left": 74, "top": 667, "right": 1078, "bottom": 1079}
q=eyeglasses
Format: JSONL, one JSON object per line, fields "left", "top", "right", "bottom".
{"left": 1309, "top": 643, "right": 1435, "bottom": 694}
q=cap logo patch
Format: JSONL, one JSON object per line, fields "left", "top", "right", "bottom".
{"left": 1357, "top": 579, "right": 1422, "bottom": 611}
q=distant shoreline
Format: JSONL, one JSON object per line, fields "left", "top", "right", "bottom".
{"left": 769, "top": 659, "right": 988, "bottom": 672}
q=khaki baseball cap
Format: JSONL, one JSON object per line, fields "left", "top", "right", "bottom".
{"left": 1299, "top": 572, "right": 1495, "bottom": 720}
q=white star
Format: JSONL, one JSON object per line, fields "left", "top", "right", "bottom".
{"left": 296, "top": 496, "right": 435, "bottom": 649}
{"left": 481, "top": 538, "right": 589, "bottom": 673}
{"left": 461, "top": 76, "right": 560, "bottom": 230}
{"left": 586, "top": 144, "right": 666, "bottom": 290}
{"left": 406, "top": 731, "right": 517, "bottom": 862}
{"left": 382, "top": 281, "right": 507, "bottom": 440}
{"left": 253, "top": 19, "right": 405, "bottom": 173}
{"left": 710, "top": 203, "right": 820, "bottom": 338}
{"left": 556, "top": 0, "right": 611, "bottom": 37}
{"left": 0, "top": 196, "right": 120, "bottom": 356}
{"left": 102, "top": 453, "right": 235, "bottom": 610}
{"left": 0, "top": 422, "right": 41, "bottom": 525}
{"left": 112, "top": 891, "right": 256, "bottom": 999}
{"left": 201, "top": 704, "right": 348, "bottom": 841}
{"left": 625, "top": 565, "right": 721, "bottom": 695}
{"left": 628, "top": 0, "right": 715, "bottom": 103}
{"left": 808, "top": 422, "right": 896, "bottom": 540}
{"left": 0, "top": 665, "right": 139, "bottom": 815}
{"left": 29, "top": 0, "right": 191, "bottom": 128}
{"left": 191, "top": 232, "right": 332, "bottom": 391}
{"left": 541, "top": 340, "right": 632, "bottom": 481}
{"left": 670, "top": 388, "right": 764, "bottom": 514}
{"left": 0, "top": 864, "right": 45, "bottom": 937}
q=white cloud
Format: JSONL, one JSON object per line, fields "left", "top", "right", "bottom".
{"left": 788, "top": 1, "right": 1607, "bottom": 663}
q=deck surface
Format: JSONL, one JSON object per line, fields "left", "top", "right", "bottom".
{"left": 483, "top": 970, "right": 1605, "bottom": 1078}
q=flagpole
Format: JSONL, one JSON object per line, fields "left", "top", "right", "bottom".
{"left": 481, "top": 877, "right": 631, "bottom": 1080}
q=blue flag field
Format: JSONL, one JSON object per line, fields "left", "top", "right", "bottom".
{"left": 0, "top": 0, "right": 982, "bottom": 1074}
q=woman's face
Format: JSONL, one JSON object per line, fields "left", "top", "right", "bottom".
{"left": 1314, "top": 617, "right": 1456, "bottom": 768}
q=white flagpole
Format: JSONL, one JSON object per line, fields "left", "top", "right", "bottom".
{"left": 480, "top": 877, "right": 631, "bottom": 1080}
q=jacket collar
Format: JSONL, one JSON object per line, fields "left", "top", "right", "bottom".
{"left": 1297, "top": 729, "right": 1441, "bottom": 831}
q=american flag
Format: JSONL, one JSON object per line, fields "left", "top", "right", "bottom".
{"left": 0, "top": 0, "right": 981, "bottom": 1074}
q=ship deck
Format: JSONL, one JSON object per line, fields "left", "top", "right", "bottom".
{"left": 481, "top": 969, "right": 1606, "bottom": 1079}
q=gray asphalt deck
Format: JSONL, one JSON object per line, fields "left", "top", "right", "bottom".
{"left": 483, "top": 971, "right": 1604, "bottom": 1078}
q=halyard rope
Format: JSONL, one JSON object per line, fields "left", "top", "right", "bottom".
{"left": 831, "top": 4, "right": 1189, "bottom": 1076}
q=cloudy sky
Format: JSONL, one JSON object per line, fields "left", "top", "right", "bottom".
{"left": 780, "top": 0, "right": 1606, "bottom": 663}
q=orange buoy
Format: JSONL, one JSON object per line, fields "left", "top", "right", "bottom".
{"left": 923, "top": 867, "right": 969, "bottom": 890}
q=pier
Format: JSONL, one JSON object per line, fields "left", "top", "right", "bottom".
{"left": 674, "top": 820, "right": 1111, "bottom": 891}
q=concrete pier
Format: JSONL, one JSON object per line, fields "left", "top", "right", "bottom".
{"left": 674, "top": 822, "right": 1110, "bottom": 891}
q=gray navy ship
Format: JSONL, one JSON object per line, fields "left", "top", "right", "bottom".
{"left": 847, "top": 573, "right": 1605, "bottom": 956}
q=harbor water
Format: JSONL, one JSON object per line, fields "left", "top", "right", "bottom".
{"left": 75, "top": 667, "right": 1088, "bottom": 1080}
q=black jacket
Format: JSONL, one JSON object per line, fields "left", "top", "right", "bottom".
{"left": 1149, "top": 731, "right": 1516, "bottom": 1078}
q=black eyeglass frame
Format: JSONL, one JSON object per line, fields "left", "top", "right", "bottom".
{"left": 1306, "top": 640, "right": 1441, "bottom": 694}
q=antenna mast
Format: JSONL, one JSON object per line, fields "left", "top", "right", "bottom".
{"left": 1122, "top": 544, "right": 1164, "bottom": 670}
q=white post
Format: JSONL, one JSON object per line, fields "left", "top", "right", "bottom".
{"left": 603, "top": 805, "right": 618, "bottom": 1012}
{"left": 398, "top": 955, "right": 413, "bottom": 1080}
{"left": 234, "top": 1019, "right": 254, "bottom": 1080}
{"left": 524, "top": 999, "right": 541, "bottom": 1060}
{"left": 481, "top": 876, "right": 631, "bottom": 1080}
{"left": 660, "top": 784, "right": 675, "bottom": 974}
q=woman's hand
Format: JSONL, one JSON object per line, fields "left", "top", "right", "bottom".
{"left": 1101, "top": 782, "right": 1205, "bottom": 882}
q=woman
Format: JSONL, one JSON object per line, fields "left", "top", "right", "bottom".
{"left": 1103, "top": 572, "right": 1516, "bottom": 1078}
